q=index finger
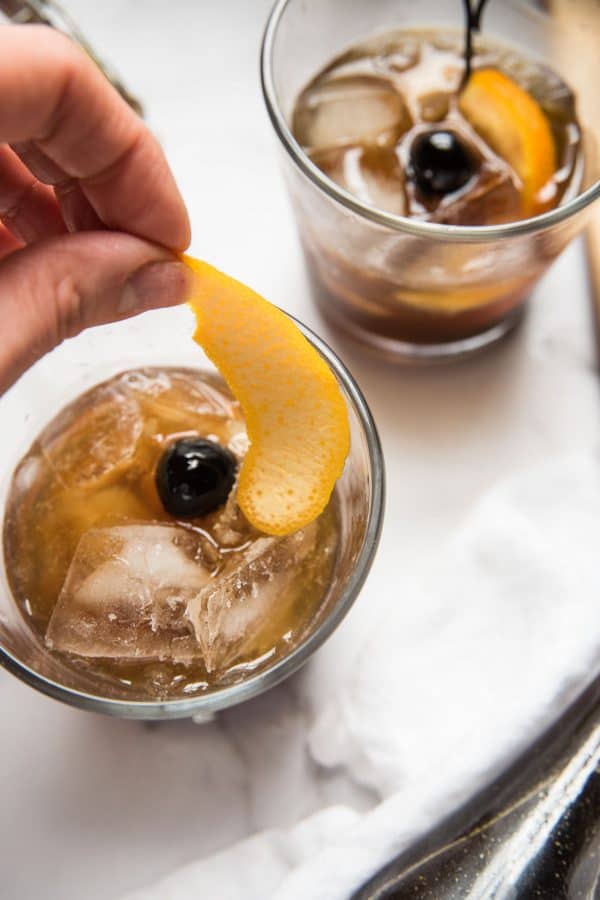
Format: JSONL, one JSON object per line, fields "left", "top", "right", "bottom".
{"left": 0, "top": 25, "right": 190, "bottom": 251}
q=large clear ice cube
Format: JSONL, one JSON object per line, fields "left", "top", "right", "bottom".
{"left": 311, "top": 145, "right": 407, "bottom": 215}
{"left": 40, "top": 384, "right": 142, "bottom": 489}
{"left": 119, "top": 367, "right": 247, "bottom": 457}
{"left": 431, "top": 163, "right": 522, "bottom": 226}
{"left": 391, "top": 42, "right": 462, "bottom": 117}
{"left": 187, "top": 523, "right": 318, "bottom": 672}
{"left": 294, "top": 75, "right": 410, "bottom": 150}
{"left": 120, "top": 368, "right": 238, "bottom": 422}
{"left": 46, "top": 525, "right": 211, "bottom": 661}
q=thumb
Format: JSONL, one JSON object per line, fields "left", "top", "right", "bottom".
{"left": 0, "top": 231, "right": 191, "bottom": 394}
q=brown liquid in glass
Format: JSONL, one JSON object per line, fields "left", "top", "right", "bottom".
{"left": 291, "top": 29, "right": 584, "bottom": 346}
{"left": 3, "top": 368, "right": 338, "bottom": 700}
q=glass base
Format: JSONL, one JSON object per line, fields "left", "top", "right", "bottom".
{"left": 318, "top": 302, "right": 527, "bottom": 365}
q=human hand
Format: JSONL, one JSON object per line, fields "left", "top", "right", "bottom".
{"left": 0, "top": 24, "right": 191, "bottom": 394}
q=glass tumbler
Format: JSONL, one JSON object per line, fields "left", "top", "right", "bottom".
{"left": 0, "top": 309, "right": 384, "bottom": 718}
{"left": 261, "top": 0, "right": 600, "bottom": 363}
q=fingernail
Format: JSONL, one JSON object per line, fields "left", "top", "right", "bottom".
{"left": 118, "top": 260, "right": 190, "bottom": 316}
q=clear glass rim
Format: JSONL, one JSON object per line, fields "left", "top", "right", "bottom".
{"left": 260, "top": 0, "right": 600, "bottom": 244}
{"left": 0, "top": 317, "right": 385, "bottom": 719}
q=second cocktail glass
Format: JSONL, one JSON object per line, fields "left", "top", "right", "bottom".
{"left": 261, "top": 0, "right": 600, "bottom": 362}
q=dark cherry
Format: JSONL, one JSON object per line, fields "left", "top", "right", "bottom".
{"left": 155, "top": 437, "right": 237, "bottom": 518}
{"left": 409, "top": 130, "right": 476, "bottom": 197}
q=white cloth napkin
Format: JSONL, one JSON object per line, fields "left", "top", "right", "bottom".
{"left": 119, "top": 453, "right": 600, "bottom": 900}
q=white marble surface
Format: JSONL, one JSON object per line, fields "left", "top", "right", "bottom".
{"left": 0, "top": 2, "right": 599, "bottom": 899}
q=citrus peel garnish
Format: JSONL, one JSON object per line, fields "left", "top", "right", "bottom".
{"left": 181, "top": 256, "right": 350, "bottom": 536}
{"left": 459, "top": 68, "right": 557, "bottom": 217}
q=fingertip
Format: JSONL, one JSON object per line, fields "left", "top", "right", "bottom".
{"left": 167, "top": 207, "right": 192, "bottom": 253}
{"left": 119, "top": 259, "right": 191, "bottom": 316}
{"left": 177, "top": 216, "right": 192, "bottom": 253}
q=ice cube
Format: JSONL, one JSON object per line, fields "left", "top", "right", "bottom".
{"left": 46, "top": 525, "right": 212, "bottom": 661}
{"left": 393, "top": 43, "right": 462, "bottom": 119}
{"left": 40, "top": 384, "right": 142, "bottom": 489}
{"left": 187, "top": 523, "right": 318, "bottom": 673}
{"left": 311, "top": 145, "right": 407, "bottom": 216}
{"left": 120, "top": 367, "right": 239, "bottom": 429}
{"left": 376, "top": 37, "right": 421, "bottom": 75}
{"left": 208, "top": 488, "right": 255, "bottom": 549}
{"left": 293, "top": 75, "right": 410, "bottom": 150}
{"left": 432, "top": 164, "right": 522, "bottom": 226}
{"left": 327, "top": 34, "right": 421, "bottom": 80}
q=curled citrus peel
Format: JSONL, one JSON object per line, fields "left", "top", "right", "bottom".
{"left": 459, "top": 68, "right": 557, "bottom": 217}
{"left": 181, "top": 255, "right": 350, "bottom": 536}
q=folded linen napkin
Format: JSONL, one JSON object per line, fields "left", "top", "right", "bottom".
{"left": 119, "top": 806, "right": 362, "bottom": 900}
{"left": 119, "top": 453, "right": 600, "bottom": 899}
